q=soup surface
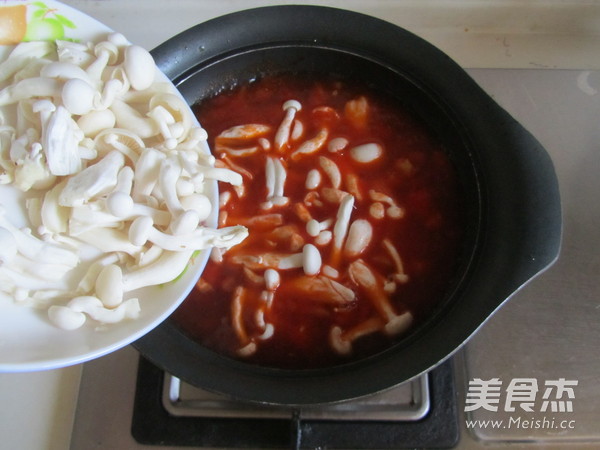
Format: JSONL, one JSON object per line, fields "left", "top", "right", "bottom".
{"left": 172, "top": 74, "right": 465, "bottom": 369}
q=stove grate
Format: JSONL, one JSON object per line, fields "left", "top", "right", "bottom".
{"left": 131, "top": 357, "right": 459, "bottom": 449}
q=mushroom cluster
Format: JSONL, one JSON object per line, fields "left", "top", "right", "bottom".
{"left": 0, "top": 34, "right": 248, "bottom": 330}
{"left": 196, "top": 95, "right": 414, "bottom": 359}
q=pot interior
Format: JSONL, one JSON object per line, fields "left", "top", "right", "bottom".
{"left": 169, "top": 44, "right": 483, "bottom": 365}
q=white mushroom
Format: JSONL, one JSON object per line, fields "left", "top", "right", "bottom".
{"left": 110, "top": 99, "right": 159, "bottom": 139}
{"left": 0, "top": 77, "right": 61, "bottom": 106}
{"left": 274, "top": 99, "right": 301, "bottom": 151}
{"left": 12, "top": 141, "right": 55, "bottom": 192}
{"left": 86, "top": 41, "right": 119, "bottom": 81}
{"left": 291, "top": 119, "right": 304, "bottom": 141}
{"left": 131, "top": 147, "right": 165, "bottom": 199}
{"left": 344, "top": 173, "right": 363, "bottom": 201}
{"left": 121, "top": 249, "right": 196, "bottom": 292}
{"left": 302, "top": 243, "right": 322, "bottom": 276}
{"left": 305, "top": 169, "right": 321, "bottom": 190}
{"left": 217, "top": 123, "right": 271, "bottom": 141}
{"left": 329, "top": 326, "right": 352, "bottom": 355}
{"left": 314, "top": 230, "right": 333, "bottom": 246}
{"left": 290, "top": 128, "right": 328, "bottom": 160}
{"left": 306, "top": 218, "right": 332, "bottom": 237}
{"left": 55, "top": 40, "right": 93, "bottom": 66}
{"left": 264, "top": 268, "right": 281, "bottom": 291}
{"left": 149, "top": 93, "right": 193, "bottom": 144}
{"left": 106, "top": 191, "right": 170, "bottom": 226}
{"left": 369, "top": 202, "right": 385, "bottom": 220}
{"left": 0, "top": 207, "right": 78, "bottom": 267}
{"left": 75, "top": 253, "right": 121, "bottom": 294}
{"left": 286, "top": 275, "right": 355, "bottom": 304}
{"left": 0, "top": 36, "right": 250, "bottom": 331}
{"left": 350, "top": 143, "right": 383, "bottom": 163}
{"left": 320, "top": 187, "right": 348, "bottom": 204}
{"left": 123, "top": 45, "right": 156, "bottom": 91}
{"left": 273, "top": 252, "right": 303, "bottom": 270}
{"left": 262, "top": 157, "right": 288, "bottom": 208}
{"left": 344, "top": 219, "right": 373, "bottom": 258}
{"left": 329, "top": 316, "right": 386, "bottom": 355}
{"left": 0, "top": 265, "right": 70, "bottom": 292}
{"left": 347, "top": 259, "right": 412, "bottom": 336}
{"left": 332, "top": 194, "right": 355, "bottom": 260}
{"left": 128, "top": 216, "right": 248, "bottom": 252}
{"left": 0, "top": 227, "right": 17, "bottom": 265}
{"left": 67, "top": 295, "right": 140, "bottom": 324}
{"left": 36, "top": 102, "right": 84, "bottom": 177}
{"left": 147, "top": 105, "right": 177, "bottom": 149}
{"left": 94, "top": 78, "right": 126, "bottom": 110}
{"left": 48, "top": 305, "right": 87, "bottom": 330}
{"left": 382, "top": 238, "right": 409, "bottom": 283}
{"left": 77, "top": 109, "right": 116, "bottom": 138}
{"left": 75, "top": 228, "right": 142, "bottom": 256}
{"left": 318, "top": 156, "right": 341, "bottom": 189}
{"left": 384, "top": 311, "right": 413, "bottom": 336}
{"left": 95, "top": 264, "right": 123, "bottom": 307}
{"left": 158, "top": 157, "right": 185, "bottom": 215}
{"left": 328, "top": 137, "right": 349, "bottom": 153}
{"left": 58, "top": 150, "right": 124, "bottom": 206}
{"left": 369, "top": 190, "right": 404, "bottom": 219}
{"left": 0, "top": 41, "right": 54, "bottom": 84}
{"left": 180, "top": 193, "right": 212, "bottom": 222}
{"left": 40, "top": 180, "right": 69, "bottom": 234}
{"left": 321, "top": 265, "right": 339, "bottom": 279}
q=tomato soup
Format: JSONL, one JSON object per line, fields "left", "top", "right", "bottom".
{"left": 171, "top": 74, "right": 465, "bottom": 369}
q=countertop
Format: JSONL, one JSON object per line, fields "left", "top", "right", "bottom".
{"left": 1, "top": 1, "right": 600, "bottom": 449}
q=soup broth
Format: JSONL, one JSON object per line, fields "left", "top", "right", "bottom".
{"left": 171, "top": 74, "right": 465, "bottom": 369}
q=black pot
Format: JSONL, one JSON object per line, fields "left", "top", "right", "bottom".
{"left": 133, "top": 5, "right": 561, "bottom": 405}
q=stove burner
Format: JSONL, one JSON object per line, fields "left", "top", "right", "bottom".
{"left": 163, "top": 369, "right": 430, "bottom": 421}
{"left": 131, "top": 358, "right": 459, "bottom": 448}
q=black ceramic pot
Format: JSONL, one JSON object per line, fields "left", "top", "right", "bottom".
{"left": 133, "top": 5, "right": 561, "bottom": 405}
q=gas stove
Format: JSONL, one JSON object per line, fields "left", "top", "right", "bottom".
{"left": 1, "top": 1, "right": 600, "bottom": 449}
{"left": 70, "top": 347, "right": 459, "bottom": 449}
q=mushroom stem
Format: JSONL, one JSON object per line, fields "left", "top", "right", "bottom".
{"left": 274, "top": 99, "right": 301, "bottom": 152}
{"left": 0, "top": 77, "right": 61, "bottom": 106}
{"left": 331, "top": 194, "right": 355, "bottom": 266}
{"left": 348, "top": 259, "right": 396, "bottom": 322}
{"left": 121, "top": 249, "right": 195, "bottom": 292}
{"left": 128, "top": 216, "right": 248, "bottom": 252}
{"left": 329, "top": 316, "right": 384, "bottom": 355}
{"left": 290, "top": 128, "right": 328, "bottom": 160}
{"left": 0, "top": 207, "right": 78, "bottom": 267}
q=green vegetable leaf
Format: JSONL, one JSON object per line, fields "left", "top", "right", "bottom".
{"left": 32, "top": 9, "right": 46, "bottom": 19}
{"left": 32, "top": 1, "right": 48, "bottom": 9}
{"left": 54, "top": 14, "right": 76, "bottom": 29}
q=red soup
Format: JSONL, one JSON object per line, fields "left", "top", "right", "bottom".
{"left": 172, "top": 74, "right": 465, "bottom": 369}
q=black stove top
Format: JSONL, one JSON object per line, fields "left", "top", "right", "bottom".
{"left": 131, "top": 357, "right": 459, "bottom": 449}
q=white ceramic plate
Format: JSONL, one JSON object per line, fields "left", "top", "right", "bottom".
{"left": 0, "top": 0, "right": 216, "bottom": 371}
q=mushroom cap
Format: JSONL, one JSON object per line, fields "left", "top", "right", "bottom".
{"left": 62, "top": 78, "right": 95, "bottom": 115}
{"left": 129, "top": 215, "right": 154, "bottom": 246}
{"left": 124, "top": 45, "right": 155, "bottom": 91}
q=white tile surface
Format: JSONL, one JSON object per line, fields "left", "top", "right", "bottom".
{"left": 0, "top": 366, "right": 81, "bottom": 450}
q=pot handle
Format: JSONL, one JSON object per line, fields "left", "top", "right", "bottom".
{"left": 478, "top": 104, "right": 562, "bottom": 302}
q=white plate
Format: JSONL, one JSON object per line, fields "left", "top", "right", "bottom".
{"left": 0, "top": 0, "right": 216, "bottom": 372}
